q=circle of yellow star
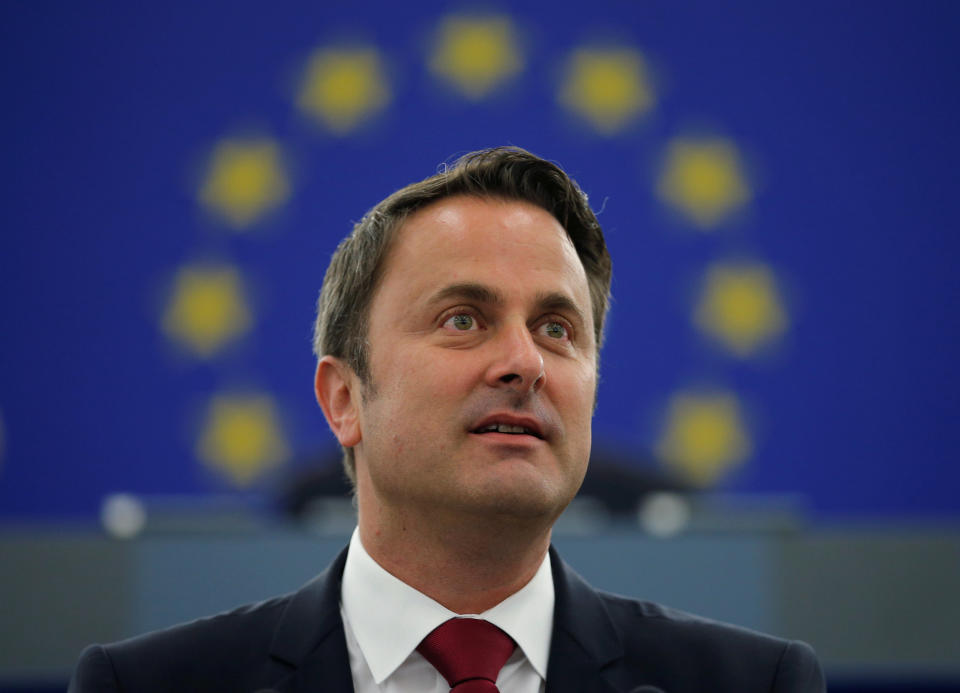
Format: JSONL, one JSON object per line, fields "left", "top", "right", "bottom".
{"left": 695, "top": 263, "right": 788, "bottom": 357}
{"left": 559, "top": 47, "right": 655, "bottom": 135}
{"left": 297, "top": 46, "right": 391, "bottom": 133}
{"left": 161, "top": 265, "right": 252, "bottom": 358}
{"left": 657, "top": 392, "right": 752, "bottom": 487}
{"left": 196, "top": 393, "right": 289, "bottom": 487}
{"left": 656, "top": 137, "right": 751, "bottom": 229}
{"left": 199, "top": 138, "right": 290, "bottom": 229}
{"left": 429, "top": 14, "right": 523, "bottom": 99}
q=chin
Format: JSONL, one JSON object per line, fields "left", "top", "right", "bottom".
{"left": 457, "top": 474, "right": 577, "bottom": 523}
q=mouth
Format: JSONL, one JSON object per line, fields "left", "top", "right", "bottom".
{"left": 470, "top": 417, "right": 545, "bottom": 440}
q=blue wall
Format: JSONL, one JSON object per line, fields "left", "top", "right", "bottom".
{"left": 1, "top": 2, "right": 958, "bottom": 519}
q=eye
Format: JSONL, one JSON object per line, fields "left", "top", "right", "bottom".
{"left": 540, "top": 321, "right": 569, "bottom": 340}
{"left": 444, "top": 313, "right": 477, "bottom": 331}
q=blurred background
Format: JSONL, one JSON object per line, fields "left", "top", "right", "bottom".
{"left": 1, "top": 2, "right": 959, "bottom": 691}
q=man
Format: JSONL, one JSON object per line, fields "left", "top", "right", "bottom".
{"left": 71, "top": 147, "right": 824, "bottom": 692}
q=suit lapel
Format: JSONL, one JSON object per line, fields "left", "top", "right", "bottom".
{"left": 546, "top": 546, "right": 623, "bottom": 693}
{"left": 262, "top": 544, "right": 626, "bottom": 693}
{"left": 269, "top": 547, "right": 355, "bottom": 693}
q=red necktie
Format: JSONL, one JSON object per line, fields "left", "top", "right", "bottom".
{"left": 417, "top": 618, "right": 517, "bottom": 692}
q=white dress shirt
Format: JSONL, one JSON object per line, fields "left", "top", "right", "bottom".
{"left": 340, "top": 528, "right": 554, "bottom": 693}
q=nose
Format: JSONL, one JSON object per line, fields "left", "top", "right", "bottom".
{"left": 485, "top": 320, "right": 546, "bottom": 394}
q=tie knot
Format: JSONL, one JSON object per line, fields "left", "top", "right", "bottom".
{"left": 417, "top": 618, "right": 516, "bottom": 691}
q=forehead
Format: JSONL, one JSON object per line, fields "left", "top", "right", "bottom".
{"left": 377, "top": 195, "right": 590, "bottom": 303}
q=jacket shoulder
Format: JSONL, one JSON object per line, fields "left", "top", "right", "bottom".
{"left": 70, "top": 547, "right": 350, "bottom": 693}
{"left": 69, "top": 592, "right": 296, "bottom": 693}
{"left": 599, "top": 590, "right": 782, "bottom": 644}
{"left": 595, "top": 591, "right": 824, "bottom": 692}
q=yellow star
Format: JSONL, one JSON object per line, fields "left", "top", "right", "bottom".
{"left": 695, "top": 263, "right": 788, "bottom": 357}
{"left": 657, "top": 392, "right": 751, "bottom": 487}
{"left": 196, "top": 394, "right": 289, "bottom": 486}
{"left": 199, "top": 138, "right": 290, "bottom": 229}
{"left": 656, "top": 137, "right": 751, "bottom": 229}
{"left": 297, "top": 46, "right": 390, "bottom": 133}
{"left": 559, "top": 47, "right": 655, "bottom": 135}
{"left": 161, "top": 265, "right": 252, "bottom": 358}
{"left": 429, "top": 14, "right": 523, "bottom": 99}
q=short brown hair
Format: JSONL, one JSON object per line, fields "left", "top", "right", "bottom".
{"left": 314, "top": 146, "right": 612, "bottom": 481}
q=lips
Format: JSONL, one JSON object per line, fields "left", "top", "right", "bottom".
{"left": 470, "top": 414, "right": 546, "bottom": 439}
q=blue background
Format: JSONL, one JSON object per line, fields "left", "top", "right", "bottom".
{"left": 2, "top": 2, "right": 958, "bottom": 520}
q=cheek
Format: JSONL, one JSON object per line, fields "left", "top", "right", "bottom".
{"left": 557, "top": 364, "right": 597, "bottom": 414}
{"left": 396, "top": 349, "right": 477, "bottom": 396}
{"left": 368, "top": 354, "right": 463, "bottom": 436}
{"left": 380, "top": 362, "right": 444, "bottom": 404}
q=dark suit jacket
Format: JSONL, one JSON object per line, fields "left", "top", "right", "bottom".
{"left": 70, "top": 546, "right": 824, "bottom": 692}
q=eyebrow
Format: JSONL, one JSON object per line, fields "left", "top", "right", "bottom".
{"left": 427, "top": 282, "right": 588, "bottom": 328}
{"left": 534, "top": 290, "right": 588, "bottom": 329}
{"left": 428, "top": 282, "right": 505, "bottom": 308}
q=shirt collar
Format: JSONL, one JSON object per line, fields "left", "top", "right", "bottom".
{"left": 340, "top": 528, "right": 554, "bottom": 683}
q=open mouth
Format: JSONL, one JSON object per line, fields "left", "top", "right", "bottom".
{"left": 472, "top": 423, "right": 544, "bottom": 439}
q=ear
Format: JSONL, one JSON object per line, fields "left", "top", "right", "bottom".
{"left": 314, "top": 355, "right": 362, "bottom": 448}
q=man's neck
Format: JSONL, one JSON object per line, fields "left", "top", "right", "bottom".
{"left": 357, "top": 504, "right": 553, "bottom": 614}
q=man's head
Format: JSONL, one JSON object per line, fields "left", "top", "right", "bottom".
{"left": 313, "top": 146, "right": 612, "bottom": 485}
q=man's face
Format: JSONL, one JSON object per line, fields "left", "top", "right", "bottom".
{"left": 353, "top": 195, "right": 597, "bottom": 523}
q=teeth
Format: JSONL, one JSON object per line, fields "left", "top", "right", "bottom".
{"left": 480, "top": 423, "right": 532, "bottom": 435}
